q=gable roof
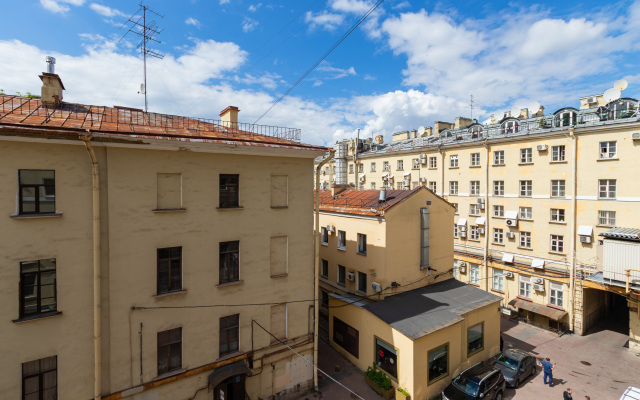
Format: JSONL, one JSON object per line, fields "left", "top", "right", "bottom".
{"left": 316, "top": 186, "right": 427, "bottom": 216}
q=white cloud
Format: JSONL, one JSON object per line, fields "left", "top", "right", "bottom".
{"left": 89, "top": 3, "right": 125, "bottom": 17}
{"left": 220, "top": 0, "right": 230, "bottom": 4}
{"left": 249, "top": 3, "right": 262, "bottom": 12}
{"left": 235, "top": 72, "right": 281, "bottom": 89}
{"left": 185, "top": 17, "right": 201, "bottom": 28}
{"left": 305, "top": 11, "right": 345, "bottom": 31}
{"left": 242, "top": 17, "right": 259, "bottom": 32}
{"left": 40, "top": 0, "right": 84, "bottom": 14}
{"left": 329, "top": 0, "right": 373, "bottom": 14}
{"left": 393, "top": 1, "right": 411, "bottom": 10}
{"left": 317, "top": 62, "right": 356, "bottom": 79}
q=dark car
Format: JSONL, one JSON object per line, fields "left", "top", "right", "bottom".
{"left": 493, "top": 349, "right": 537, "bottom": 388}
{"left": 442, "top": 362, "right": 506, "bottom": 400}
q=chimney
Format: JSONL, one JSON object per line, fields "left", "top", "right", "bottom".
{"left": 454, "top": 117, "right": 472, "bottom": 129}
{"left": 331, "top": 184, "right": 350, "bottom": 196}
{"left": 411, "top": 129, "right": 417, "bottom": 138}
{"left": 39, "top": 56, "right": 65, "bottom": 107}
{"left": 220, "top": 106, "right": 240, "bottom": 129}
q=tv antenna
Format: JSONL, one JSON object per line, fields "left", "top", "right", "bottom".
{"left": 470, "top": 93, "right": 474, "bottom": 119}
{"left": 121, "top": 2, "right": 164, "bottom": 112}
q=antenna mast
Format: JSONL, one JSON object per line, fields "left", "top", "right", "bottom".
{"left": 121, "top": 2, "right": 164, "bottom": 112}
{"left": 470, "top": 93, "right": 474, "bottom": 119}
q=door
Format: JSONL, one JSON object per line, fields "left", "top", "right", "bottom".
{"left": 214, "top": 375, "right": 246, "bottom": 400}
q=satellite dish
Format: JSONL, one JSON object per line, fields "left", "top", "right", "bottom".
{"left": 418, "top": 126, "right": 425, "bottom": 136}
{"left": 603, "top": 88, "right": 621, "bottom": 103}
{"left": 140, "top": 83, "right": 146, "bottom": 94}
{"left": 528, "top": 101, "right": 541, "bottom": 113}
{"left": 374, "top": 135, "right": 384, "bottom": 144}
{"left": 614, "top": 79, "right": 628, "bottom": 91}
{"left": 510, "top": 106, "right": 521, "bottom": 118}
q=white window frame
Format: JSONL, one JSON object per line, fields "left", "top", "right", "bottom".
{"left": 493, "top": 205, "right": 504, "bottom": 218}
{"left": 470, "top": 181, "right": 480, "bottom": 196}
{"left": 549, "top": 282, "right": 564, "bottom": 308}
{"left": 428, "top": 181, "right": 437, "bottom": 192}
{"left": 519, "top": 275, "right": 531, "bottom": 298}
{"left": 412, "top": 158, "right": 420, "bottom": 169}
{"left": 449, "top": 181, "right": 458, "bottom": 195}
{"left": 451, "top": 203, "right": 459, "bottom": 215}
{"left": 552, "top": 145, "right": 566, "bottom": 162}
{"left": 370, "top": 162, "right": 376, "bottom": 172}
{"left": 492, "top": 268, "right": 504, "bottom": 291}
{"left": 599, "top": 141, "right": 617, "bottom": 159}
{"left": 470, "top": 226, "right": 479, "bottom": 240}
{"left": 493, "top": 180, "right": 504, "bottom": 196}
{"left": 469, "top": 203, "right": 480, "bottom": 215}
{"left": 470, "top": 153, "right": 480, "bottom": 166}
{"left": 519, "top": 232, "right": 531, "bottom": 248}
{"left": 520, "top": 148, "right": 532, "bottom": 163}
{"left": 450, "top": 155, "right": 459, "bottom": 168}
{"left": 551, "top": 208, "right": 565, "bottom": 222}
{"left": 598, "top": 210, "right": 616, "bottom": 226}
{"left": 357, "top": 233, "right": 367, "bottom": 255}
{"left": 337, "top": 230, "right": 346, "bottom": 250}
{"left": 370, "top": 182, "right": 376, "bottom": 190}
{"left": 397, "top": 160, "right": 404, "bottom": 170}
{"left": 493, "top": 228, "right": 504, "bottom": 244}
{"left": 519, "top": 206, "right": 532, "bottom": 220}
{"left": 493, "top": 150, "right": 504, "bottom": 165}
{"left": 429, "top": 157, "right": 437, "bottom": 169}
{"left": 520, "top": 180, "right": 532, "bottom": 197}
{"left": 598, "top": 179, "right": 616, "bottom": 199}
{"left": 550, "top": 234, "right": 564, "bottom": 253}
{"left": 383, "top": 161, "right": 390, "bottom": 171}
{"left": 453, "top": 224, "right": 458, "bottom": 238}
{"left": 470, "top": 264, "right": 479, "bottom": 284}
{"left": 551, "top": 180, "right": 566, "bottom": 197}
{"left": 349, "top": 164, "right": 354, "bottom": 173}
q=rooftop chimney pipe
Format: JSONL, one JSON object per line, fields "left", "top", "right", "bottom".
{"left": 46, "top": 56, "right": 56, "bottom": 74}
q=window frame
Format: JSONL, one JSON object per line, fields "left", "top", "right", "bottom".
{"left": 470, "top": 181, "right": 480, "bottom": 196}
{"left": 449, "top": 155, "right": 459, "bottom": 168}
{"left": 412, "top": 158, "right": 420, "bottom": 169}
{"left": 219, "top": 241, "right": 240, "bottom": 285}
{"left": 219, "top": 174, "right": 240, "bottom": 208}
{"left": 469, "top": 263, "right": 479, "bottom": 284}
{"left": 469, "top": 203, "right": 480, "bottom": 215}
{"left": 493, "top": 205, "right": 504, "bottom": 218}
{"left": 519, "top": 275, "right": 531, "bottom": 298}
{"left": 374, "top": 337, "right": 398, "bottom": 380}
{"left": 18, "top": 169, "right": 56, "bottom": 215}
{"left": 519, "top": 180, "right": 532, "bottom": 197}
{"left": 22, "top": 356, "right": 57, "bottom": 400}
{"left": 321, "top": 259, "right": 328, "bottom": 278}
{"left": 519, "top": 232, "right": 532, "bottom": 248}
{"left": 157, "top": 327, "right": 182, "bottom": 376}
{"left": 519, "top": 206, "right": 532, "bottom": 220}
{"left": 549, "top": 282, "right": 564, "bottom": 308}
{"left": 493, "top": 180, "right": 504, "bottom": 196}
{"left": 467, "top": 322, "right": 484, "bottom": 357}
{"left": 383, "top": 161, "right": 390, "bottom": 171}
{"left": 428, "top": 181, "right": 437, "bottom": 192}
{"left": 19, "top": 259, "right": 57, "bottom": 318}
{"left": 469, "top": 226, "right": 479, "bottom": 241}
{"left": 520, "top": 148, "right": 532, "bottom": 164}
{"left": 157, "top": 247, "right": 182, "bottom": 295}
{"left": 397, "top": 160, "right": 404, "bottom": 170}
{"left": 357, "top": 271, "right": 367, "bottom": 293}
{"left": 598, "top": 179, "right": 616, "bottom": 199}
{"left": 599, "top": 141, "right": 617, "bottom": 159}
{"left": 337, "top": 265, "right": 346, "bottom": 285}
{"left": 550, "top": 234, "right": 565, "bottom": 253}
{"left": 493, "top": 150, "right": 505, "bottom": 165}
{"left": 427, "top": 343, "right": 449, "bottom": 384}
{"left": 470, "top": 153, "right": 480, "bottom": 166}
{"left": 493, "top": 228, "right": 504, "bottom": 244}
{"left": 492, "top": 268, "right": 504, "bottom": 291}
{"left": 552, "top": 145, "right": 566, "bottom": 162}
{"left": 219, "top": 314, "right": 240, "bottom": 357}
{"left": 429, "top": 157, "right": 437, "bottom": 169}
{"left": 550, "top": 208, "right": 565, "bottom": 222}
{"left": 551, "top": 179, "right": 566, "bottom": 198}
{"left": 449, "top": 181, "right": 458, "bottom": 195}
{"left": 598, "top": 210, "right": 616, "bottom": 226}
{"left": 370, "top": 162, "right": 376, "bottom": 172}
{"left": 357, "top": 233, "right": 367, "bottom": 255}
{"left": 337, "top": 230, "right": 346, "bottom": 250}
{"left": 321, "top": 227, "right": 328, "bottom": 245}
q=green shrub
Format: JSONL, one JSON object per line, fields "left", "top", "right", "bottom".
{"left": 365, "top": 363, "right": 392, "bottom": 390}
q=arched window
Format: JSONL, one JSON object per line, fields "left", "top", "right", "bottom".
{"left": 554, "top": 108, "right": 578, "bottom": 127}
{"left": 501, "top": 119, "right": 519, "bottom": 134}
{"left": 606, "top": 98, "right": 638, "bottom": 120}
{"left": 468, "top": 124, "right": 483, "bottom": 138}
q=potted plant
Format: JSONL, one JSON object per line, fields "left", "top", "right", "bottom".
{"left": 396, "top": 387, "right": 411, "bottom": 400}
{"left": 365, "top": 364, "right": 395, "bottom": 399}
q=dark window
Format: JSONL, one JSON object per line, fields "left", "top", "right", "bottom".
{"left": 19, "top": 170, "right": 55, "bottom": 215}
{"left": 157, "top": 247, "right": 182, "bottom": 295}
{"left": 357, "top": 271, "right": 367, "bottom": 293}
{"left": 219, "top": 174, "right": 239, "bottom": 208}
{"left": 321, "top": 259, "right": 328, "bottom": 278}
{"left": 22, "top": 356, "right": 57, "bottom": 400}
{"left": 321, "top": 291, "right": 329, "bottom": 307}
{"left": 337, "top": 265, "right": 346, "bottom": 285}
{"left": 333, "top": 317, "right": 359, "bottom": 358}
{"left": 157, "top": 328, "right": 182, "bottom": 376}
{"left": 467, "top": 323, "right": 484, "bottom": 356}
{"left": 20, "top": 259, "right": 56, "bottom": 318}
{"left": 220, "top": 314, "right": 240, "bottom": 356}
{"left": 219, "top": 241, "right": 240, "bottom": 284}
{"left": 428, "top": 343, "right": 448, "bottom": 383}
{"left": 357, "top": 234, "right": 367, "bottom": 254}
{"left": 375, "top": 338, "right": 397, "bottom": 379}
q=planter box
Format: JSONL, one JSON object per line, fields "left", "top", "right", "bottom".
{"left": 396, "top": 389, "right": 411, "bottom": 400}
{"left": 365, "top": 375, "right": 394, "bottom": 399}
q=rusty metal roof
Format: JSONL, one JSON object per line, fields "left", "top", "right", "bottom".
{"left": 316, "top": 186, "right": 426, "bottom": 216}
{"left": 0, "top": 95, "right": 327, "bottom": 152}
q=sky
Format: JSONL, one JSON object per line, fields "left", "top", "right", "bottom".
{"left": 1, "top": 0, "right": 640, "bottom": 146}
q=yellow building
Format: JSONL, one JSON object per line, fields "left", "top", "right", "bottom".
{"left": 315, "top": 92, "right": 640, "bottom": 351}
{"left": 0, "top": 69, "right": 326, "bottom": 399}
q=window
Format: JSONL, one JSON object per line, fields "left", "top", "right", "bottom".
{"left": 429, "top": 156, "right": 437, "bottom": 169}
{"left": 502, "top": 120, "right": 518, "bottom": 134}
{"left": 551, "top": 180, "right": 566, "bottom": 197}
{"left": 270, "top": 304, "right": 286, "bottom": 341}
{"left": 470, "top": 181, "right": 480, "bottom": 196}
{"left": 470, "top": 153, "right": 480, "bottom": 166}
{"left": 219, "top": 174, "right": 240, "bottom": 209}
{"left": 450, "top": 155, "right": 459, "bottom": 168}
{"left": 349, "top": 164, "right": 354, "bottom": 173}
{"left": 357, "top": 233, "right": 367, "bottom": 254}
{"left": 157, "top": 173, "right": 182, "bottom": 210}
{"left": 557, "top": 110, "right": 576, "bottom": 127}
{"left": 412, "top": 158, "right": 420, "bottom": 169}
{"left": 551, "top": 208, "right": 565, "bottom": 222}
{"left": 552, "top": 145, "right": 565, "bottom": 162}
{"left": 333, "top": 317, "right": 359, "bottom": 358}
{"left": 383, "top": 161, "right": 390, "bottom": 171}
{"left": 270, "top": 236, "right": 287, "bottom": 276}
{"left": 549, "top": 282, "right": 564, "bottom": 308}
{"left": 157, "top": 327, "right": 182, "bottom": 375}
{"left": 271, "top": 175, "right": 288, "bottom": 207}
{"left": 551, "top": 235, "right": 564, "bottom": 253}
{"left": 519, "top": 206, "right": 532, "bottom": 220}
{"left": 370, "top": 162, "right": 376, "bottom": 172}
{"left": 470, "top": 226, "right": 479, "bottom": 241}
{"left": 321, "top": 227, "right": 328, "bottom": 245}
{"left": 492, "top": 268, "right": 504, "bottom": 291}
{"left": 493, "top": 150, "right": 504, "bottom": 165}
{"left": 519, "top": 180, "right": 532, "bottom": 197}
{"left": 493, "top": 181, "right": 504, "bottom": 196}
{"left": 397, "top": 160, "right": 404, "bottom": 170}
{"left": 520, "top": 148, "right": 532, "bottom": 163}
{"left": 18, "top": 170, "right": 55, "bottom": 215}
{"left": 449, "top": 181, "right": 458, "bottom": 195}
{"left": 337, "top": 230, "right": 346, "bottom": 250}
{"left": 375, "top": 338, "right": 398, "bottom": 379}
{"left": 22, "top": 356, "right": 57, "bottom": 400}
{"left": 219, "top": 241, "right": 240, "bottom": 284}
{"left": 220, "top": 314, "right": 240, "bottom": 356}
{"left": 357, "top": 271, "right": 367, "bottom": 293}
{"left": 469, "top": 263, "right": 479, "bottom": 284}
{"left": 453, "top": 224, "right": 458, "bottom": 238}
{"left": 157, "top": 247, "right": 182, "bottom": 295}
{"left": 429, "top": 181, "right": 437, "bottom": 192}
{"left": 493, "top": 205, "right": 504, "bottom": 218}
{"left": 321, "top": 259, "right": 328, "bottom": 278}
{"left": 493, "top": 228, "right": 504, "bottom": 244}
{"left": 520, "top": 232, "right": 532, "bottom": 248}
{"left": 428, "top": 343, "right": 449, "bottom": 383}
{"left": 358, "top": 163, "right": 364, "bottom": 173}
{"left": 19, "top": 259, "right": 56, "bottom": 318}
{"left": 469, "top": 204, "right": 480, "bottom": 215}
{"left": 467, "top": 323, "right": 484, "bottom": 356}
{"left": 337, "top": 265, "right": 346, "bottom": 285}
{"left": 519, "top": 275, "right": 531, "bottom": 298}
{"left": 451, "top": 203, "right": 459, "bottom": 214}
{"left": 599, "top": 141, "right": 617, "bottom": 159}
{"left": 321, "top": 291, "right": 329, "bottom": 307}
{"left": 370, "top": 182, "right": 376, "bottom": 190}
{"left": 599, "top": 179, "right": 616, "bottom": 199}
{"left": 598, "top": 210, "right": 616, "bottom": 226}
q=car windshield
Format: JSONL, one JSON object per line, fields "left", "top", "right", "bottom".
{"left": 452, "top": 374, "right": 480, "bottom": 396}
{"left": 496, "top": 354, "right": 519, "bottom": 371}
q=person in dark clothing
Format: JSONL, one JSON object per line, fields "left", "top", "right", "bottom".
{"left": 563, "top": 388, "right": 573, "bottom": 399}
{"left": 540, "top": 357, "right": 555, "bottom": 387}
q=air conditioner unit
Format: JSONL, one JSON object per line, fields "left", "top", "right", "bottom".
{"left": 536, "top": 144, "right": 548, "bottom": 151}
{"left": 580, "top": 236, "right": 592, "bottom": 244}
{"left": 359, "top": 176, "right": 365, "bottom": 182}
{"left": 505, "top": 232, "right": 515, "bottom": 239}
{"left": 506, "top": 219, "right": 518, "bottom": 227}
{"left": 459, "top": 231, "right": 467, "bottom": 238}
{"left": 504, "top": 271, "right": 513, "bottom": 278}
{"left": 533, "top": 284, "right": 545, "bottom": 292}
{"left": 459, "top": 225, "right": 467, "bottom": 232}
{"left": 533, "top": 277, "right": 544, "bottom": 285}
{"left": 347, "top": 272, "right": 355, "bottom": 282}
{"left": 587, "top": 96, "right": 598, "bottom": 104}
{"left": 477, "top": 198, "right": 485, "bottom": 204}
{"left": 632, "top": 132, "right": 640, "bottom": 140}
{"left": 419, "top": 177, "right": 427, "bottom": 183}
{"left": 479, "top": 203, "right": 485, "bottom": 210}
{"left": 326, "top": 225, "right": 335, "bottom": 232}
{"left": 459, "top": 265, "right": 467, "bottom": 273}
{"left": 478, "top": 228, "right": 485, "bottom": 234}
{"left": 371, "top": 282, "right": 382, "bottom": 293}
{"left": 458, "top": 261, "right": 467, "bottom": 267}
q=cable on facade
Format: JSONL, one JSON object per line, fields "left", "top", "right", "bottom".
{"left": 131, "top": 298, "right": 317, "bottom": 311}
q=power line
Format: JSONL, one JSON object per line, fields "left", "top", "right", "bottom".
{"left": 253, "top": 0, "right": 385, "bottom": 124}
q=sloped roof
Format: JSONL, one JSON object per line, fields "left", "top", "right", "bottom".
{"left": 0, "top": 95, "right": 327, "bottom": 152}
{"left": 599, "top": 227, "right": 640, "bottom": 242}
{"left": 316, "top": 186, "right": 426, "bottom": 216}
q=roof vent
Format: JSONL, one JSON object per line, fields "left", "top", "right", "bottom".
{"left": 379, "top": 190, "right": 387, "bottom": 202}
{"left": 46, "top": 56, "right": 56, "bottom": 74}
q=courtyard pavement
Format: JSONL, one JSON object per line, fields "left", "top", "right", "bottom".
{"left": 304, "top": 315, "right": 640, "bottom": 400}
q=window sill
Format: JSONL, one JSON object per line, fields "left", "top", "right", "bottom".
{"left": 491, "top": 289, "right": 505, "bottom": 294}
{"left": 427, "top": 373, "right": 449, "bottom": 387}
{"left": 516, "top": 296, "right": 532, "bottom": 302}
{"left": 518, "top": 162, "right": 534, "bottom": 166}
{"left": 13, "top": 311, "right": 62, "bottom": 323}
{"left": 412, "top": 167, "right": 420, "bottom": 170}
{"left": 270, "top": 273, "right": 288, "bottom": 279}
{"left": 467, "top": 238, "right": 481, "bottom": 242}
{"left": 154, "top": 290, "right": 187, "bottom": 299}
{"left": 546, "top": 304, "right": 566, "bottom": 311}
{"left": 428, "top": 167, "right": 437, "bottom": 170}
{"left": 396, "top": 169, "right": 404, "bottom": 171}
{"left": 517, "top": 246, "right": 533, "bottom": 251}
{"left": 548, "top": 251, "right": 566, "bottom": 256}
{"left": 216, "top": 351, "right": 244, "bottom": 362}
{"left": 321, "top": 243, "right": 328, "bottom": 247}
{"left": 520, "top": 218, "right": 533, "bottom": 222}
{"left": 597, "top": 157, "right": 619, "bottom": 162}
{"left": 337, "top": 247, "right": 346, "bottom": 251}
{"left": 493, "top": 216, "right": 505, "bottom": 219}
{"left": 449, "top": 166, "right": 459, "bottom": 169}
{"left": 519, "top": 195, "right": 532, "bottom": 198}
{"left": 469, "top": 213, "right": 481, "bottom": 217}
{"left": 320, "top": 275, "right": 328, "bottom": 280}
{"left": 271, "top": 206, "right": 288, "bottom": 209}
{"left": 155, "top": 369, "right": 186, "bottom": 381}
{"left": 357, "top": 251, "right": 367, "bottom": 256}
{"left": 10, "top": 212, "right": 63, "bottom": 219}
{"left": 467, "top": 348, "right": 484, "bottom": 358}
{"left": 152, "top": 208, "right": 186, "bottom": 213}
{"left": 217, "top": 280, "right": 244, "bottom": 288}
{"left": 596, "top": 224, "right": 615, "bottom": 228}
{"left": 597, "top": 198, "right": 616, "bottom": 201}
{"left": 493, "top": 242, "right": 505, "bottom": 246}
{"left": 492, "top": 164, "right": 505, "bottom": 167}
{"left": 468, "top": 282, "right": 480, "bottom": 287}
{"left": 469, "top": 165, "right": 481, "bottom": 168}
{"left": 337, "top": 282, "right": 346, "bottom": 287}
{"left": 549, "top": 221, "right": 567, "bottom": 225}
{"left": 216, "top": 206, "right": 244, "bottom": 210}
{"left": 550, "top": 160, "right": 567, "bottom": 164}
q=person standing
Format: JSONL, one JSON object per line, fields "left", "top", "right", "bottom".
{"left": 563, "top": 388, "right": 573, "bottom": 399}
{"left": 540, "top": 357, "right": 555, "bottom": 387}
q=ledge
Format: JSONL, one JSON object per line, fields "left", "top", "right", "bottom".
{"left": 154, "top": 290, "right": 187, "bottom": 299}
{"left": 10, "top": 212, "right": 63, "bottom": 219}
{"left": 270, "top": 273, "right": 288, "bottom": 279}
{"left": 356, "top": 251, "right": 367, "bottom": 256}
{"left": 152, "top": 208, "right": 186, "bottom": 213}
{"left": 550, "top": 160, "right": 568, "bottom": 164}
{"left": 492, "top": 164, "right": 505, "bottom": 167}
{"left": 337, "top": 247, "right": 346, "bottom": 252}
{"left": 216, "top": 206, "right": 244, "bottom": 210}
{"left": 13, "top": 311, "right": 62, "bottom": 323}
{"left": 518, "top": 162, "right": 534, "bottom": 166}
{"left": 491, "top": 289, "right": 505, "bottom": 294}
{"left": 597, "top": 157, "right": 619, "bottom": 162}
{"left": 216, "top": 280, "right": 244, "bottom": 288}
{"left": 548, "top": 251, "right": 566, "bottom": 256}
{"left": 449, "top": 166, "right": 459, "bottom": 169}
{"left": 517, "top": 246, "right": 533, "bottom": 251}
{"left": 549, "top": 221, "right": 567, "bottom": 225}
{"left": 216, "top": 351, "right": 244, "bottom": 363}
{"left": 271, "top": 206, "right": 288, "bottom": 209}
{"left": 547, "top": 304, "right": 566, "bottom": 311}
{"left": 154, "top": 368, "right": 186, "bottom": 381}
{"left": 469, "top": 165, "right": 481, "bottom": 168}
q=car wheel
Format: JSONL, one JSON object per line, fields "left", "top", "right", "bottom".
{"left": 514, "top": 379, "right": 520, "bottom": 388}
{"left": 495, "top": 391, "right": 503, "bottom": 400}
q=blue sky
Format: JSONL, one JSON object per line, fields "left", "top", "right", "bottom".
{"left": 1, "top": 0, "right": 639, "bottom": 145}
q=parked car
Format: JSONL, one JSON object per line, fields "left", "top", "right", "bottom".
{"left": 442, "top": 362, "right": 506, "bottom": 400}
{"left": 493, "top": 349, "right": 537, "bottom": 388}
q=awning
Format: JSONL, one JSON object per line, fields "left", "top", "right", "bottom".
{"left": 505, "top": 210, "right": 519, "bottom": 220}
{"left": 381, "top": 173, "right": 389, "bottom": 178}
{"left": 577, "top": 225, "right": 593, "bottom": 236}
{"left": 475, "top": 217, "right": 486, "bottom": 225}
{"left": 508, "top": 298, "right": 568, "bottom": 321}
{"left": 404, "top": 172, "right": 411, "bottom": 177}
{"left": 531, "top": 258, "right": 545, "bottom": 269}
{"left": 502, "top": 253, "right": 514, "bottom": 263}
{"left": 208, "top": 362, "right": 252, "bottom": 388}
{"left": 456, "top": 218, "right": 468, "bottom": 226}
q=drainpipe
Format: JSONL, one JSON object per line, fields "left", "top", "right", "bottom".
{"left": 314, "top": 150, "right": 334, "bottom": 391}
{"left": 438, "top": 144, "right": 444, "bottom": 195}
{"left": 569, "top": 127, "right": 577, "bottom": 333}
{"left": 80, "top": 131, "right": 102, "bottom": 400}
{"left": 483, "top": 139, "right": 490, "bottom": 291}
{"left": 354, "top": 129, "right": 360, "bottom": 189}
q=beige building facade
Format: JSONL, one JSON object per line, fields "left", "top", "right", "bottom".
{"left": 1, "top": 73, "right": 326, "bottom": 400}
